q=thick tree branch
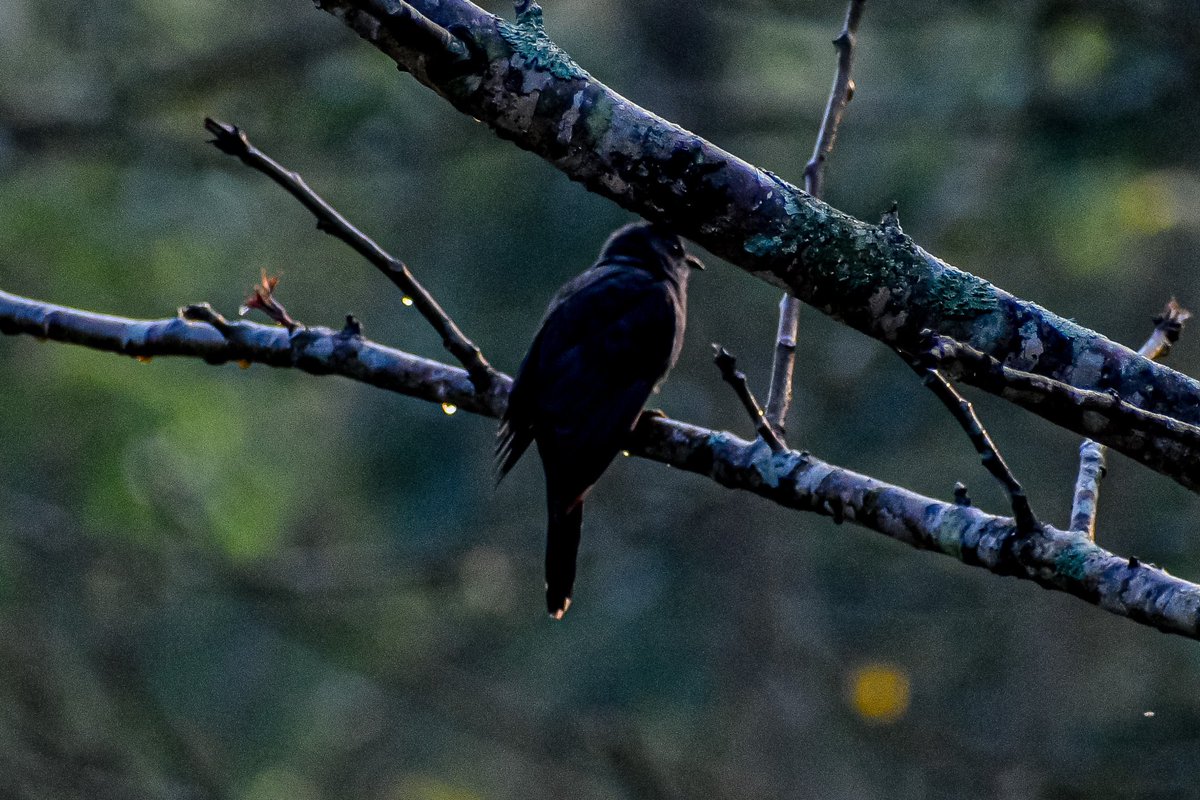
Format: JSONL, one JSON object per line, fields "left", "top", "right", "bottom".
{"left": 765, "top": 0, "right": 866, "bottom": 434}
{"left": 204, "top": 117, "right": 497, "bottom": 391}
{"left": 4, "top": 287, "right": 1200, "bottom": 640}
{"left": 314, "top": 0, "right": 1200, "bottom": 491}
{"left": 1070, "top": 300, "right": 1191, "bottom": 537}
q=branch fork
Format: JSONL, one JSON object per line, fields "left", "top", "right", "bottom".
{"left": 1070, "top": 300, "right": 1191, "bottom": 538}
{"left": 204, "top": 117, "right": 497, "bottom": 392}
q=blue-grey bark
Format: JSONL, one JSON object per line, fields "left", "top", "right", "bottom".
{"left": 316, "top": 0, "right": 1200, "bottom": 489}
{"left": 3, "top": 286, "right": 1199, "bottom": 640}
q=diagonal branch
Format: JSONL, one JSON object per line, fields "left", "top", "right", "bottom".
{"left": 905, "top": 352, "right": 1039, "bottom": 534}
{"left": 203, "top": 117, "right": 497, "bottom": 391}
{"left": 713, "top": 345, "right": 786, "bottom": 453}
{"left": 1070, "top": 300, "right": 1191, "bottom": 538}
{"left": 765, "top": 0, "right": 867, "bottom": 435}
{"left": 315, "top": 0, "right": 1200, "bottom": 491}
{"left": 925, "top": 332, "right": 1200, "bottom": 469}
{"left": 4, "top": 285, "right": 1200, "bottom": 640}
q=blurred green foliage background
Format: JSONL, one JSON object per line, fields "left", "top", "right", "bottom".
{"left": 3, "top": 0, "right": 1200, "bottom": 798}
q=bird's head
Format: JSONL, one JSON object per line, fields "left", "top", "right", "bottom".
{"left": 599, "top": 222, "right": 705, "bottom": 282}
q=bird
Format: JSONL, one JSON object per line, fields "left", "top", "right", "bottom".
{"left": 496, "top": 222, "right": 703, "bottom": 619}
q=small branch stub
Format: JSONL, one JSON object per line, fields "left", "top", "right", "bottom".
{"left": 372, "top": 0, "right": 473, "bottom": 65}
{"left": 179, "top": 302, "right": 234, "bottom": 336}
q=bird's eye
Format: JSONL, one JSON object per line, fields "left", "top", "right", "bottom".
{"left": 670, "top": 242, "right": 683, "bottom": 256}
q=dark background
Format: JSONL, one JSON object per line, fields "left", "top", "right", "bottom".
{"left": 3, "top": 1, "right": 1200, "bottom": 798}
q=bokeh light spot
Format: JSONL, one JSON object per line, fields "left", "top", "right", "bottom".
{"left": 1117, "top": 174, "right": 1177, "bottom": 235}
{"left": 1045, "top": 19, "right": 1112, "bottom": 91}
{"left": 848, "top": 662, "right": 911, "bottom": 724}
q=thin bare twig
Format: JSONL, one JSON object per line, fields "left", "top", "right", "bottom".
{"left": 903, "top": 348, "right": 1040, "bottom": 535}
{"left": 1070, "top": 300, "right": 1191, "bottom": 538}
{"left": 802, "top": 0, "right": 867, "bottom": 200}
{"left": 765, "top": 0, "right": 867, "bottom": 436}
{"left": 203, "top": 117, "right": 497, "bottom": 391}
{"left": 713, "top": 344, "right": 786, "bottom": 453}
{"left": 6, "top": 285, "right": 1200, "bottom": 640}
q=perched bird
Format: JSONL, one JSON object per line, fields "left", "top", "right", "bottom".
{"left": 496, "top": 222, "right": 703, "bottom": 618}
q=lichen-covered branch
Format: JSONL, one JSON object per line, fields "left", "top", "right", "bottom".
{"left": 3, "top": 286, "right": 1200, "bottom": 640}
{"left": 0, "top": 288, "right": 507, "bottom": 417}
{"left": 314, "top": 0, "right": 1200, "bottom": 488}
{"left": 1069, "top": 442, "right": 1107, "bottom": 540}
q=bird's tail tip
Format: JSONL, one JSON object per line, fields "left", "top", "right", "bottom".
{"left": 546, "top": 594, "right": 571, "bottom": 620}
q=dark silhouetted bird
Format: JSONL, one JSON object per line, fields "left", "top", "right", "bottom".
{"left": 496, "top": 222, "right": 703, "bottom": 618}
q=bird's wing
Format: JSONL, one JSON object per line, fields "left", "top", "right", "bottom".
{"left": 501, "top": 265, "right": 680, "bottom": 485}
{"left": 498, "top": 265, "right": 677, "bottom": 480}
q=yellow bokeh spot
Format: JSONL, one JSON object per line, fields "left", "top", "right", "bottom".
{"left": 135, "top": 355, "right": 153, "bottom": 364}
{"left": 848, "top": 663, "right": 911, "bottom": 724}
{"left": 1117, "top": 174, "right": 1177, "bottom": 235}
{"left": 237, "top": 359, "right": 252, "bottom": 370}
{"left": 441, "top": 402, "right": 458, "bottom": 416}
{"left": 401, "top": 296, "right": 414, "bottom": 307}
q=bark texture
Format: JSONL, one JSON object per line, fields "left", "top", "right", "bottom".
{"left": 315, "top": 0, "right": 1200, "bottom": 489}
{"left": 3, "top": 286, "right": 1200, "bottom": 640}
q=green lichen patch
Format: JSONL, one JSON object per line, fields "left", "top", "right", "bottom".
{"left": 497, "top": 5, "right": 590, "bottom": 81}
{"left": 744, "top": 233, "right": 783, "bottom": 257}
{"left": 751, "top": 447, "right": 804, "bottom": 489}
{"left": 579, "top": 89, "right": 615, "bottom": 143}
{"left": 929, "top": 270, "right": 999, "bottom": 319}
{"left": 894, "top": 250, "right": 1001, "bottom": 321}
{"left": 1054, "top": 538, "right": 1105, "bottom": 582}
{"left": 927, "top": 505, "right": 973, "bottom": 561}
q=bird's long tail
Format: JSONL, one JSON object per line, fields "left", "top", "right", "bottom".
{"left": 545, "top": 499, "right": 583, "bottom": 619}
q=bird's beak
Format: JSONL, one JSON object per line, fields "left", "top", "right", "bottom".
{"left": 685, "top": 254, "right": 705, "bottom": 271}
